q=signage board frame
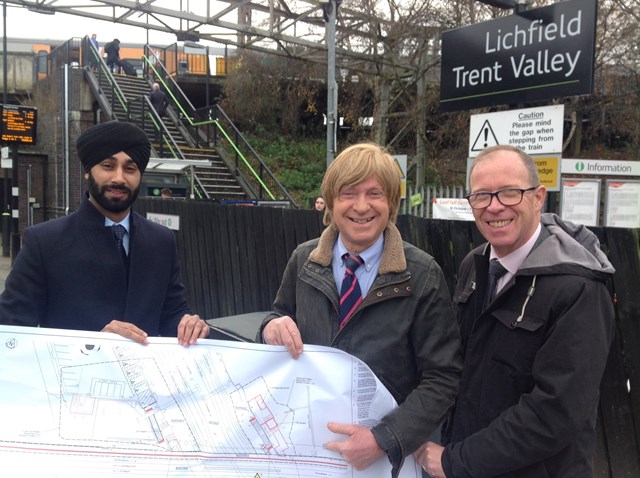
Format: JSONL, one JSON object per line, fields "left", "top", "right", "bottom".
{"left": 440, "top": 0, "right": 597, "bottom": 112}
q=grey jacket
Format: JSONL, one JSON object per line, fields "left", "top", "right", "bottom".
{"left": 443, "top": 213, "right": 615, "bottom": 477}
{"left": 259, "top": 223, "right": 462, "bottom": 477}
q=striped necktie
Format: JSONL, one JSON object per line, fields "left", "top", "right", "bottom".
{"left": 339, "top": 253, "right": 364, "bottom": 328}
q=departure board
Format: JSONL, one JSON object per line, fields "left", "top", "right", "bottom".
{"left": 1, "top": 104, "right": 37, "bottom": 144}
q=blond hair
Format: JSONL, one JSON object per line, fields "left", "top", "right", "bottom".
{"left": 321, "top": 143, "right": 401, "bottom": 226}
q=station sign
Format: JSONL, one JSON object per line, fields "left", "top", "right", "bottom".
{"left": 440, "top": 0, "right": 597, "bottom": 112}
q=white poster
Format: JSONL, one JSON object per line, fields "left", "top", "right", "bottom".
{"left": 432, "top": 198, "right": 474, "bottom": 221}
{"left": 560, "top": 178, "right": 600, "bottom": 227}
{"left": 605, "top": 180, "right": 640, "bottom": 228}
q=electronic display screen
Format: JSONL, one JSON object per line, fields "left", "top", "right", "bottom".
{"left": 1, "top": 104, "right": 37, "bottom": 144}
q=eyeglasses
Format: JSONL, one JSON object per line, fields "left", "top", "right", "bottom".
{"left": 465, "top": 187, "right": 537, "bottom": 209}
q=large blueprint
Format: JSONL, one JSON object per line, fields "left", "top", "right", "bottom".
{"left": 0, "top": 325, "right": 421, "bottom": 477}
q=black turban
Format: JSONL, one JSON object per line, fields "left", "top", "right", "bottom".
{"left": 76, "top": 121, "right": 151, "bottom": 173}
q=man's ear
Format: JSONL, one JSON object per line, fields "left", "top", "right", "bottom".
{"left": 84, "top": 172, "right": 89, "bottom": 180}
{"left": 534, "top": 185, "right": 547, "bottom": 212}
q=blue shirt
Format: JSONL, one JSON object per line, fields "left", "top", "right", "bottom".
{"left": 104, "top": 213, "right": 131, "bottom": 254}
{"left": 332, "top": 234, "right": 383, "bottom": 297}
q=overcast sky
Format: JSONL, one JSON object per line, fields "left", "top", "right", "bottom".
{"left": 2, "top": 4, "right": 185, "bottom": 46}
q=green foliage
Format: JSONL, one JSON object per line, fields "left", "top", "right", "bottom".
{"left": 246, "top": 133, "right": 327, "bottom": 206}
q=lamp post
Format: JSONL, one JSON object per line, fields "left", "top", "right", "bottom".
{"left": 323, "top": 0, "right": 337, "bottom": 167}
{"left": 2, "top": 1, "right": 9, "bottom": 257}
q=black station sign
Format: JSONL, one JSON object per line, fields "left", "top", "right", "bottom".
{"left": 440, "top": 0, "right": 597, "bottom": 112}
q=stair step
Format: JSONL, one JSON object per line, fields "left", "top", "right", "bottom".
{"left": 92, "top": 70, "right": 257, "bottom": 202}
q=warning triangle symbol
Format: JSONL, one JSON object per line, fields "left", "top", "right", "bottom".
{"left": 471, "top": 120, "right": 499, "bottom": 152}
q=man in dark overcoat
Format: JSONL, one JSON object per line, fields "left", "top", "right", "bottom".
{"left": 0, "top": 121, "right": 209, "bottom": 346}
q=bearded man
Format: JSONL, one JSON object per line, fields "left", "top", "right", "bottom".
{"left": 0, "top": 121, "right": 209, "bottom": 346}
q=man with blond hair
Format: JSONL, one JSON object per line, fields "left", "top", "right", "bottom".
{"left": 258, "top": 142, "right": 462, "bottom": 477}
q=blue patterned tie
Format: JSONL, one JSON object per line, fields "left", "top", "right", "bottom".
{"left": 112, "top": 224, "right": 128, "bottom": 265}
{"left": 339, "top": 254, "right": 364, "bottom": 328}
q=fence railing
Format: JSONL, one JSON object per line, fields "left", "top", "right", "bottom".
{"left": 401, "top": 184, "right": 466, "bottom": 218}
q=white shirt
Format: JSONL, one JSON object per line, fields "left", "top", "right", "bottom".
{"left": 490, "top": 222, "right": 541, "bottom": 294}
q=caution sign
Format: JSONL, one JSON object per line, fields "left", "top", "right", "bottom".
{"left": 469, "top": 105, "right": 564, "bottom": 157}
{"left": 470, "top": 120, "right": 500, "bottom": 152}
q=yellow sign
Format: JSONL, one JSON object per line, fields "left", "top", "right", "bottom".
{"left": 392, "top": 155, "right": 407, "bottom": 197}
{"left": 534, "top": 155, "right": 560, "bottom": 191}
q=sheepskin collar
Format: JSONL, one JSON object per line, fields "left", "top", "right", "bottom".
{"left": 308, "top": 222, "right": 407, "bottom": 274}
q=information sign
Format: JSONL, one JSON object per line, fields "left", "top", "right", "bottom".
{"left": 1, "top": 104, "right": 37, "bottom": 144}
{"left": 561, "top": 159, "right": 640, "bottom": 177}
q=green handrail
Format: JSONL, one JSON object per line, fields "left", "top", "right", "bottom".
{"left": 142, "top": 53, "right": 289, "bottom": 203}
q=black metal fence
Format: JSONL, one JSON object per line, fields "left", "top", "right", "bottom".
{"left": 135, "top": 197, "right": 640, "bottom": 477}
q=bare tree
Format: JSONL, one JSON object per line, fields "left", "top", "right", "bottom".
{"left": 221, "top": 52, "right": 326, "bottom": 137}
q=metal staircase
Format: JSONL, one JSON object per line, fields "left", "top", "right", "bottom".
{"left": 95, "top": 72, "right": 246, "bottom": 199}
{"left": 80, "top": 36, "right": 295, "bottom": 205}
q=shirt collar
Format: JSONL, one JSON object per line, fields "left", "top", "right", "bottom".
{"left": 490, "top": 222, "right": 541, "bottom": 274}
{"left": 335, "top": 233, "right": 384, "bottom": 273}
{"left": 104, "top": 212, "right": 131, "bottom": 233}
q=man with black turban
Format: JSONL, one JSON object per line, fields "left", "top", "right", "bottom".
{"left": 0, "top": 121, "right": 210, "bottom": 346}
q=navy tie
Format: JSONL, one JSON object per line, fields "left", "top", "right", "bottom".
{"left": 339, "top": 254, "right": 364, "bottom": 328}
{"left": 112, "top": 224, "right": 128, "bottom": 265}
{"left": 483, "top": 259, "right": 508, "bottom": 310}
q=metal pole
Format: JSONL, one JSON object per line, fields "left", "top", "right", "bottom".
{"left": 10, "top": 143, "right": 18, "bottom": 260}
{"left": 2, "top": 1, "right": 9, "bottom": 257}
{"left": 189, "top": 165, "right": 195, "bottom": 199}
{"left": 515, "top": 0, "right": 530, "bottom": 13}
{"left": 205, "top": 45, "right": 210, "bottom": 109}
{"left": 64, "top": 63, "right": 70, "bottom": 215}
{"left": 325, "top": 0, "right": 337, "bottom": 167}
{"left": 26, "top": 163, "right": 32, "bottom": 227}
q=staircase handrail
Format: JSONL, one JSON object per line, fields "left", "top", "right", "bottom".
{"left": 131, "top": 94, "right": 208, "bottom": 200}
{"left": 141, "top": 51, "right": 297, "bottom": 206}
{"left": 143, "top": 47, "right": 197, "bottom": 112}
{"left": 209, "top": 105, "right": 296, "bottom": 204}
{"left": 81, "top": 36, "right": 130, "bottom": 121}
